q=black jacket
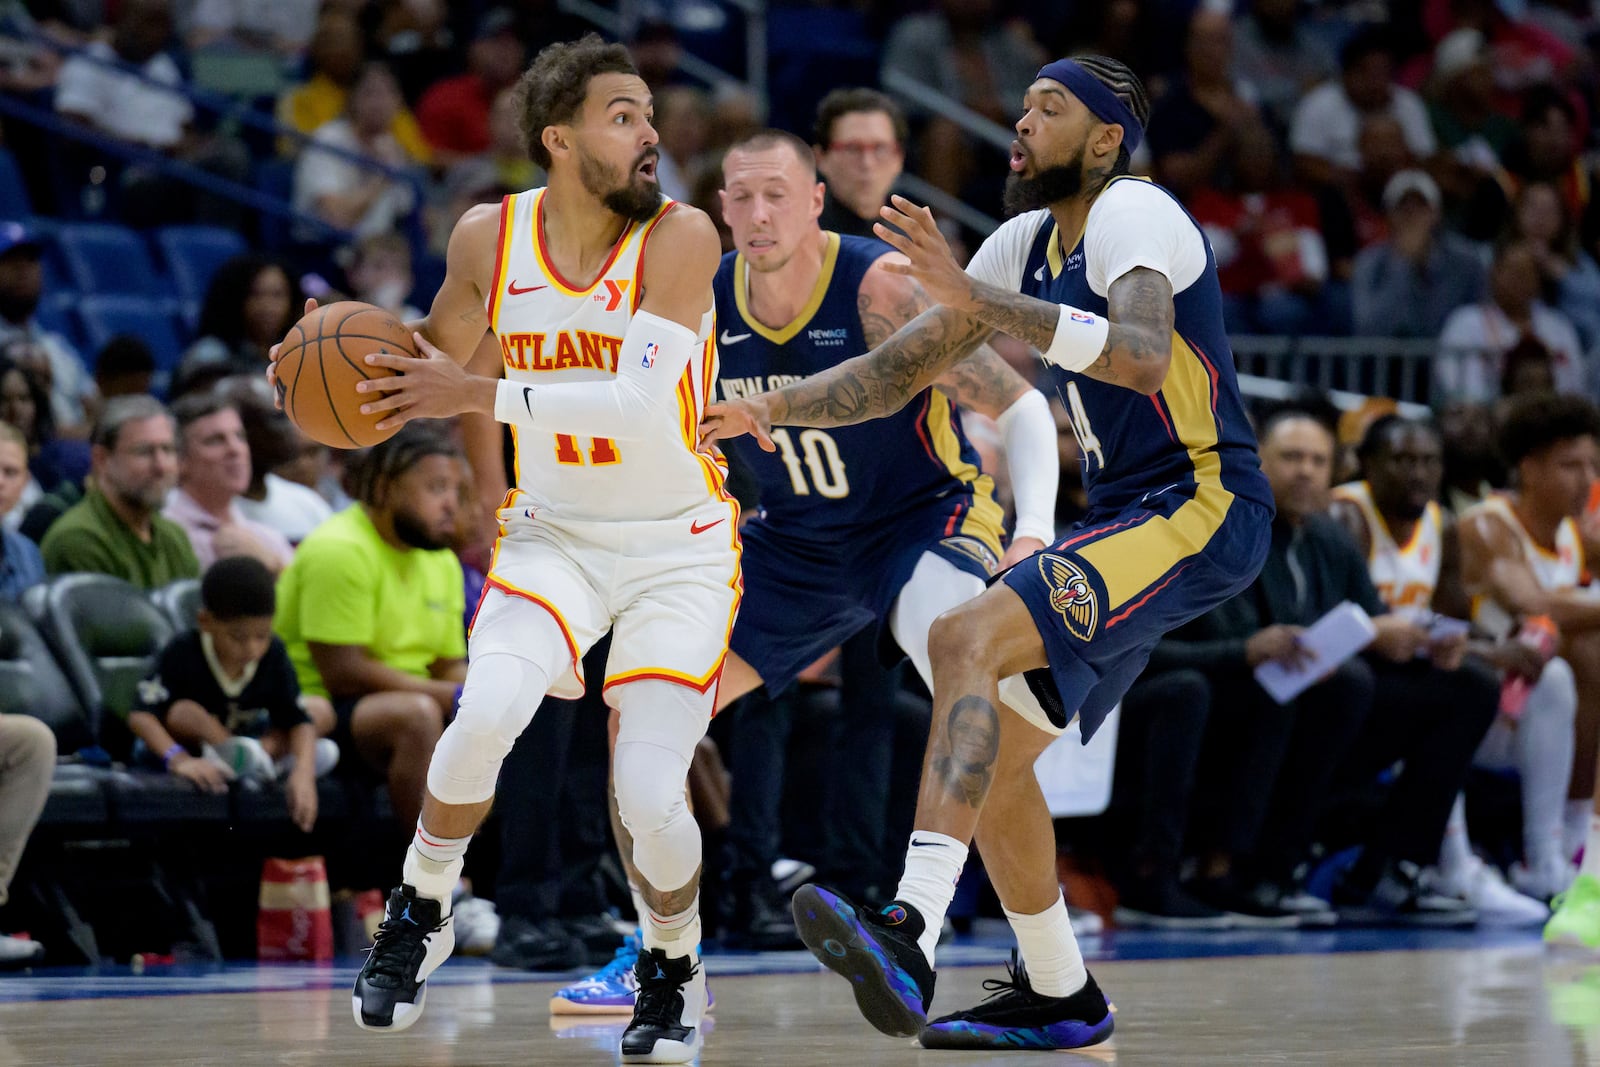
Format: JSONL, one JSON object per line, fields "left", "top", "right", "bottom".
{"left": 1151, "top": 513, "right": 1388, "bottom": 674}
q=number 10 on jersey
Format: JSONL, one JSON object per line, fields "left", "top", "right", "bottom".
{"left": 554, "top": 434, "right": 620, "bottom": 465}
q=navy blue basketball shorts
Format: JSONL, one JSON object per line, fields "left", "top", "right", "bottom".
{"left": 999, "top": 492, "right": 1271, "bottom": 742}
{"left": 730, "top": 501, "right": 1003, "bottom": 695}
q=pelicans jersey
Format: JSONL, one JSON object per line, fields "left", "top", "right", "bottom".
{"left": 471, "top": 188, "right": 740, "bottom": 700}
{"left": 967, "top": 176, "right": 1273, "bottom": 740}
{"left": 711, "top": 232, "right": 1006, "bottom": 693}
{"left": 1332, "top": 480, "right": 1443, "bottom": 616}
{"left": 1466, "top": 493, "right": 1583, "bottom": 639}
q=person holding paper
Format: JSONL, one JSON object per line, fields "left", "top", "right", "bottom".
{"left": 1334, "top": 414, "right": 1559, "bottom": 922}
{"left": 1169, "top": 407, "right": 1492, "bottom": 927}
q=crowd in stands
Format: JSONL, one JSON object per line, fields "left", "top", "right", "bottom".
{"left": 4, "top": 0, "right": 1600, "bottom": 968}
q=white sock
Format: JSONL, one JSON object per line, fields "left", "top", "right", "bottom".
{"left": 1565, "top": 799, "right": 1592, "bottom": 861}
{"left": 1437, "top": 795, "right": 1473, "bottom": 880}
{"left": 1004, "top": 893, "right": 1086, "bottom": 998}
{"left": 893, "top": 831, "right": 968, "bottom": 965}
{"left": 643, "top": 894, "right": 701, "bottom": 959}
{"left": 630, "top": 884, "right": 650, "bottom": 933}
{"left": 1581, "top": 814, "right": 1600, "bottom": 880}
{"left": 402, "top": 822, "right": 470, "bottom": 903}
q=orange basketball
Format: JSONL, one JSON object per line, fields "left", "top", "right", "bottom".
{"left": 274, "top": 301, "right": 416, "bottom": 449}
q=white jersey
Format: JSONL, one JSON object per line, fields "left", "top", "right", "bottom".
{"left": 485, "top": 188, "right": 726, "bottom": 523}
{"left": 1331, "top": 480, "right": 1442, "bottom": 616}
{"left": 1465, "top": 492, "right": 1583, "bottom": 637}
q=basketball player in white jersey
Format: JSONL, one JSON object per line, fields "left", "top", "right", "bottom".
{"left": 307, "top": 37, "right": 729, "bottom": 1062}
{"left": 1458, "top": 395, "right": 1600, "bottom": 945}
{"left": 1332, "top": 415, "right": 1556, "bottom": 921}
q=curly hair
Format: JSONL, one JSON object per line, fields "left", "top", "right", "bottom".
{"left": 513, "top": 34, "right": 639, "bottom": 169}
{"left": 1071, "top": 54, "right": 1152, "bottom": 177}
{"left": 350, "top": 423, "right": 462, "bottom": 509}
{"left": 1498, "top": 391, "right": 1600, "bottom": 468}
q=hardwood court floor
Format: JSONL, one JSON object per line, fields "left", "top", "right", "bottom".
{"left": 0, "top": 938, "right": 1592, "bottom": 1066}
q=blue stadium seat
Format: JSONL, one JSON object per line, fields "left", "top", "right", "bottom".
{"left": 53, "top": 222, "right": 163, "bottom": 297}
{"left": 33, "top": 290, "right": 86, "bottom": 356}
{"left": 154, "top": 225, "right": 249, "bottom": 305}
{"left": 77, "top": 294, "right": 186, "bottom": 371}
{"left": 0, "top": 147, "right": 32, "bottom": 218}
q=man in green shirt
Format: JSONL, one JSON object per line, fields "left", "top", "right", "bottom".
{"left": 40, "top": 395, "right": 199, "bottom": 588}
{"left": 275, "top": 425, "right": 467, "bottom": 830}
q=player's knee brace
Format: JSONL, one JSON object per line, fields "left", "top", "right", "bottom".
{"left": 426, "top": 652, "right": 550, "bottom": 805}
{"left": 1531, "top": 656, "right": 1578, "bottom": 725}
{"left": 612, "top": 680, "right": 710, "bottom": 893}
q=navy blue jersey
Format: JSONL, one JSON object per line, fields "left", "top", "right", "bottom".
{"left": 1007, "top": 176, "right": 1270, "bottom": 517}
{"left": 713, "top": 231, "right": 1004, "bottom": 557}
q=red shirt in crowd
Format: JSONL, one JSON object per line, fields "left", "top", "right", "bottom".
{"left": 1188, "top": 188, "right": 1326, "bottom": 295}
{"left": 415, "top": 75, "right": 493, "bottom": 156}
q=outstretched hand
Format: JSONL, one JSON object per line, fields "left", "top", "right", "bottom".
{"left": 358, "top": 332, "right": 491, "bottom": 430}
{"left": 266, "top": 297, "right": 319, "bottom": 410}
{"left": 699, "top": 397, "right": 775, "bottom": 452}
{"left": 874, "top": 195, "right": 976, "bottom": 312}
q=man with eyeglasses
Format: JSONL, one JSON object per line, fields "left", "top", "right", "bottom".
{"left": 39, "top": 394, "right": 199, "bottom": 589}
{"left": 814, "top": 88, "right": 908, "bottom": 239}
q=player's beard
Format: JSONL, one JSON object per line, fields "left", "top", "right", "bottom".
{"left": 392, "top": 507, "right": 450, "bottom": 552}
{"left": 1003, "top": 147, "right": 1085, "bottom": 217}
{"left": 579, "top": 147, "right": 663, "bottom": 223}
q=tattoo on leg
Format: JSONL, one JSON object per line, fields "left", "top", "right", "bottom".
{"left": 935, "top": 695, "right": 1001, "bottom": 808}
{"left": 609, "top": 775, "right": 702, "bottom": 918}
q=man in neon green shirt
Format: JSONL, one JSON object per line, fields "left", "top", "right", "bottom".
{"left": 276, "top": 426, "right": 466, "bottom": 829}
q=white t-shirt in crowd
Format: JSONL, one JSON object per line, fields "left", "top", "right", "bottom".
{"left": 1436, "top": 300, "right": 1586, "bottom": 400}
{"left": 965, "top": 178, "right": 1209, "bottom": 300}
{"left": 1289, "top": 81, "right": 1436, "bottom": 171}
{"left": 234, "top": 472, "right": 334, "bottom": 546}
{"left": 292, "top": 119, "right": 417, "bottom": 239}
{"left": 55, "top": 41, "right": 192, "bottom": 149}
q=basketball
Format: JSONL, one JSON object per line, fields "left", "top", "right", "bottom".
{"left": 274, "top": 301, "right": 416, "bottom": 449}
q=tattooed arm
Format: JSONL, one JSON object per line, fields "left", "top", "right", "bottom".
{"left": 858, "top": 254, "right": 1031, "bottom": 417}
{"left": 955, "top": 267, "right": 1174, "bottom": 395}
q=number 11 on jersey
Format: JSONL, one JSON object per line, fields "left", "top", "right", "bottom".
{"left": 554, "top": 434, "right": 621, "bottom": 466}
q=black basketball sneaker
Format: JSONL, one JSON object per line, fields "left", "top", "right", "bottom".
{"left": 620, "top": 946, "right": 707, "bottom": 1063}
{"left": 919, "top": 951, "right": 1114, "bottom": 1050}
{"left": 791, "top": 884, "right": 936, "bottom": 1037}
{"left": 351, "top": 885, "right": 455, "bottom": 1032}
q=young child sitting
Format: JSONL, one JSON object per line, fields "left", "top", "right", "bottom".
{"left": 130, "top": 555, "right": 337, "bottom": 832}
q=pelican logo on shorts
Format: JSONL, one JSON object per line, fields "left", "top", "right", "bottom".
{"left": 641, "top": 341, "right": 658, "bottom": 369}
{"left": 939, "top": 535, "right": 999, "bottom": 574}
{"left": 1039, "top": 553, "right": 1098, "bottom": 642}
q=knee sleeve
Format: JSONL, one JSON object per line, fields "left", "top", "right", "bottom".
{"left": 1529, "top": 656, "right": 1579, "bottom": 725}
{"left": 612, "top": 680, "right": 711, "bottom": 893}
{"left": 889, "top": 551, "right": 987, "bottom": 691}
{"left": 426, "top": 652, "right": 552, "bottom": 805}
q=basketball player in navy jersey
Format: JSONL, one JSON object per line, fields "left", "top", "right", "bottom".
{"left": 704, "top": 56, "right": 1274, "bottom": 1050}
{"left": 551, "top": 126, "right": 1060, "bottom": 1015}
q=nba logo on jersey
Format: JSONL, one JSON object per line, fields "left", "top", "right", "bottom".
{"left": 641, "top": 341, "right": 658, "bottom": 369}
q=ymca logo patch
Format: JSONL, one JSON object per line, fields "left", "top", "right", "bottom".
{"left": 641, "top": 341, "right": 658, "bottom": 369}
{"left": 1039, "top": 553, "right": 1098, "bottom": 641}
{"left": 939, "top": 535, "right": 999, "bottom": 574}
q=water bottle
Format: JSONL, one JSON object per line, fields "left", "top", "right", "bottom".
{"left": 1500, "top": 615, "right": 1559, "bottom": 719}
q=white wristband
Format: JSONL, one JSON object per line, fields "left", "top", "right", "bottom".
{"left": 1041, "top": 304, "right": 1110, "bottom": 373}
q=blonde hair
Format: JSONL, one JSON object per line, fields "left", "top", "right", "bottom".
{"left": 0, "top": 419, "right": 25, "bottom": 452}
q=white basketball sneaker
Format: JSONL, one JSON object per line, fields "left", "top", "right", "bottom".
{"left": 351, "top": 885, "right": 455, "bottom": 1031}
{"left": 620, "top": 946, "right": 707, "bottom": 1063}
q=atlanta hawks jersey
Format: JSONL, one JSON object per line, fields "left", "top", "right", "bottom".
{"left": 1466, "top": 492, "right": 1583, "bottom": 638}
{"left": 484, "top": 188, "right": 726, "bottom": 523}
{"left": 1332, "top": 480, "right": 1443, "bottom": 615}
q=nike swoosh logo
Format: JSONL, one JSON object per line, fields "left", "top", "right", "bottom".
{"left": 690, "top": 518, "right": 726, "bottom": 535}
{"left": 719, "top": 330, "right": 752, "bottom": 345}
{"left": 507, "top": 281, "right": 547, "bottom": 295}
{"left": 1034, "top": 265, "right": 1046, "bottom": 281}
{"left": 909, "top": 840, "right": 948, "bottom": 848}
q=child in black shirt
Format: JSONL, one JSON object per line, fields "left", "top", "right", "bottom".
{"left": 130, "top": 556, "right": 335, "bottom": 832}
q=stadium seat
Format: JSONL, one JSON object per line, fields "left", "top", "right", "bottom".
{"left": 30, "top": 573, "right": 174, "bottom": 752}
{"left": 0, "top": 600, "right": 94, "bottom": 753}
{"left": 33, "top": 290, "right": 86, "bottom": 356}
{"left": 52, "top": 222, "right": 163, "bottom": 297}
{"left": 154, "top": 225, "right": 248, "bottom": 305}
{"left": 77, "top": 294, "right": 186, "bottom": 372}
{"left": 149, "top": 578, "right": 201, "bottom": 633}
{"left": 0, "top": 147, "right": 32, "bottom": 218}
